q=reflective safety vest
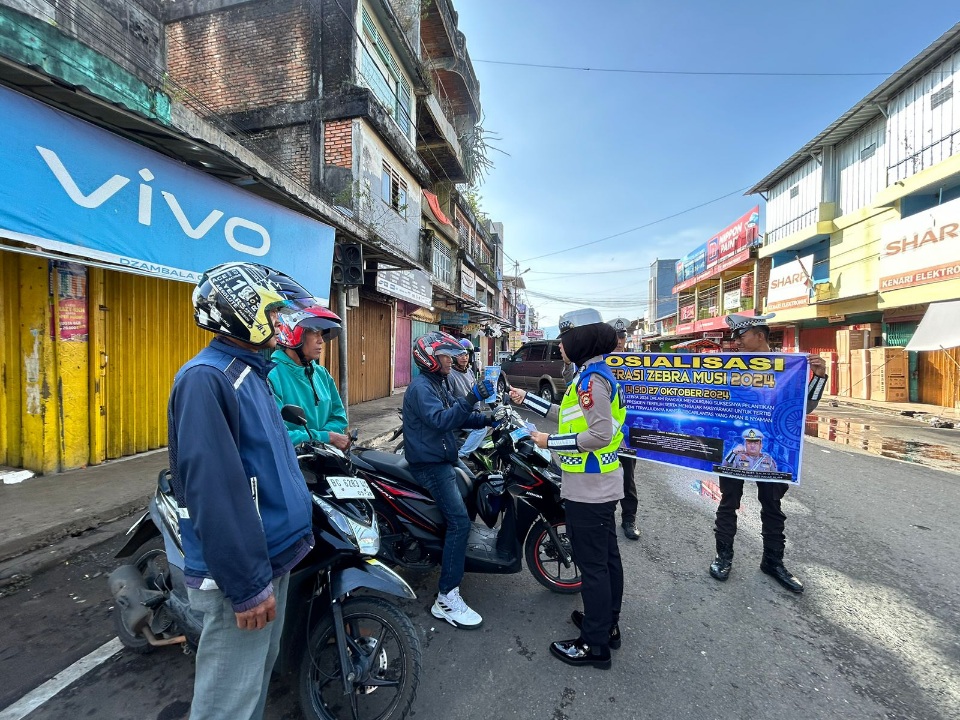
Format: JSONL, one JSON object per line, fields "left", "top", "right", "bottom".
{"left": 556, "top": 362, "right": 626, "bottom": 473}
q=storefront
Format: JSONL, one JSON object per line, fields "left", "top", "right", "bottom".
{"left": 0, "top": 85, "right": 335, "bottom": 473}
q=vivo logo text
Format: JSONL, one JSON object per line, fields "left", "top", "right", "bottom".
{"left": 37, "top": 146, "right": 271, "bottom": 256}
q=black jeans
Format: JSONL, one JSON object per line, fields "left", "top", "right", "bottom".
{"left": 566, "top": 499, "right": 624, "bottom": 648}
{"left": 619, "top": 456, "right": 638, "bottom": 523}
{"left": 714, "top": 476, "right": 789, "bottom": 553}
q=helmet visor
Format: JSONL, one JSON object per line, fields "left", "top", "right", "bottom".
{"left": 276, "top": 302, "right": 341, "bottom": 339}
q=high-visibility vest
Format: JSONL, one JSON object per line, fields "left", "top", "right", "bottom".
{"left": 556, "top": 362, "right": 626, "bottom": 473}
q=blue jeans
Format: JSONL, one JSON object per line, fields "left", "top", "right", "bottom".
{"left": 410, "top": 462, "right": 471, "bottom": 594}
{"left": 187, "top": 573, "right": 290, "bottom": 720}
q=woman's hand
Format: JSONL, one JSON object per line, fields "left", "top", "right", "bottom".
{"left": 508, "top": 388, "right": 527, "bottom": 405}
{"left": 530, "top": 431, "right": 550, "bottom": 449}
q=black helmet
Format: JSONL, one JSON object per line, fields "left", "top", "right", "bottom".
{"left": 413, "top": 331, "right": 464, "bottom": 373}
{"left": 193, "top": 262, "right": 324, "bottom": 346}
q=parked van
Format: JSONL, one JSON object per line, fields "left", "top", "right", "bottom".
{"left": 498, "top": 340, "right": 567, "bottom": 402}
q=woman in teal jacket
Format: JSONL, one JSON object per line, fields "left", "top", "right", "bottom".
{"left": 268, "top": 306, "right": 350, "bottom": 450}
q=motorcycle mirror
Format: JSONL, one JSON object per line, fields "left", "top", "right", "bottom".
{"left": 350, "top": 429, "right": 359, "bottom": 442}
{"left": 280, "top": 405, "right": 319, "bottom": 442}
{"left": 281, "top": 404, "right": 308, "bottom": 427}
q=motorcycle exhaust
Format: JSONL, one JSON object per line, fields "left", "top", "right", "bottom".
{"left": 108, "top": 564, "right": 186, "bottom": 647}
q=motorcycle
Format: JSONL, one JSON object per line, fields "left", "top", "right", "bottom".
{"left": 108, "top": 405, "right": 422, "bottom": 720}
{"left": 354, "top": 402, "right": 581, "bottom": 594}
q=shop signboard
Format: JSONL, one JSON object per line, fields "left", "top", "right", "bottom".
{"left": 723, "top": 289, "right": 741, "bottom": 312}
{"left": 879, "top": 196, "right": 960, "bottom": 291}
{"left": 673, "top": 206, "right": 760, "bottom": 293}
{"left": 440, "top": 311, "right": 469, "bottom": 326}
{"left": 376, "top": 269, "right": 432, "bottom": 307}
{"left": 608, "top": 352, "right": 809, "bottom": 484}
{"left": 766, "top": 254, "right": 814, "bottom": 311}
{"left": 0, "top": 86, "right": 335, "bottom": 300}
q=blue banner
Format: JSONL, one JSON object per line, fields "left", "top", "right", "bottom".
{"left": 607, "top": 353, "right": 810, "bottom": 484}
{"left": 0, "top": 85, "right": 334, "bottom": 301}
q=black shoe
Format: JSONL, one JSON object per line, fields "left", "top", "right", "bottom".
{"left": 709, "top": 542, "right": 734, "bottom": 581}
{"left": 760, "top": 558, "right": 804, "bottom": 593}
{"left": 571, "top": 610, "right": 621, "bottom": 649}
{"left": 621, "top": 520, "right": 640, "bottom": 541}
{"left": 549, "top": 637, "right": 611, "bottom": 669}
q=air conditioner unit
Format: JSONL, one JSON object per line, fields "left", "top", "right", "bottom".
{"left": 346, "top": 287, "right": 360, "bottom": 308}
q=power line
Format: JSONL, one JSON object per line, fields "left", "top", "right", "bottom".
{"left": 473, "top": 58, "right": 892, "bottom": 77}
{"left": 518, "top": 186, "right": 751, "bottom": 262}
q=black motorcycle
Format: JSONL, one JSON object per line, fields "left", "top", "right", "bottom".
{"left": 354, "top": 402, "right": 581, "bottom": 594}
{"left": 108, "top": 405, "right": 422, "bottom": 720}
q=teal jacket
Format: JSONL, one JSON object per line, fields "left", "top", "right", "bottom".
{"left": 268, "top": 350, "right": 348, "bottom": 445}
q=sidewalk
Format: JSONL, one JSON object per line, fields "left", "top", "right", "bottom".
{"left": 0, "top": 389, "right": 405, "bottom": 582}
{"left": 830, "top": 394, "right": 959, "bottom": 421}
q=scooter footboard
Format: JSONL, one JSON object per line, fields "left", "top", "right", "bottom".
{"left": 331, "top": 558, "right": 417, "bottom": 601}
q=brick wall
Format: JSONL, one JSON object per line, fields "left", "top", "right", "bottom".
{"left": 165, "top": 0, "right": 312, "bottom": 114}
{"left": 324, "top": 119, "right": 353, "bottom": 169}
{"left": 248, "top": 124, "right": 312, "bottom": 188}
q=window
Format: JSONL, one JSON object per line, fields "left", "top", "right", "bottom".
{"left": 789, "top": 185, "right": 799, "bottom": 199}
{"left": 513, "top": 348, "right": 529, "bottom": 362}
{"left": 360, "top": 7, "right": 412, "bottom": 136}
{"left": 432, "top": 240, "right": 453, "bottom": 285}
{"left": 549, "top": 344, "right": 563, "bottom": 361}
{"left": 527, "top": 345, "right": 546, "bottom": 361}
{"left": 381, "top": 161, "right": 408, "bottom": 217}
{"left": 860, "top": 142, "right": 877, "bottom": 161}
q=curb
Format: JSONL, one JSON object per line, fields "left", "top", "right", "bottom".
{"left": 829, "top": 398, "right": 959, "bottom": 423}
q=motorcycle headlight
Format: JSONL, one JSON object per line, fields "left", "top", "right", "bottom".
{"left": 312, "top": 496, "right": 381, "bottom": 556}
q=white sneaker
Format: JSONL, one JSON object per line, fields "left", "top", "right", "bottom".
{"left": 431, "top": 587, "right": 483, "bottom": 629}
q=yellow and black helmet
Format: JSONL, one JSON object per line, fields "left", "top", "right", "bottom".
{"left": 192, "top": 262, "right": 323, "bottom": 346}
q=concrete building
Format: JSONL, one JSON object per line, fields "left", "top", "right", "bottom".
{"left": 747, "top": 22, "right": 960, "bottom": 407}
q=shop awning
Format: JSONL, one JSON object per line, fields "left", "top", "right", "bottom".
{"left": 905, "top": 301, "right": 960, "bottom": 351}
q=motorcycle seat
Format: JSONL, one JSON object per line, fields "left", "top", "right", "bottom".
{"left": 359, "top": 450, "right": 474, "bottom": 501}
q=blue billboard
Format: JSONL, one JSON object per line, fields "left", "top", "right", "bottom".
{"left": 607, "top": 352, "right": 810, "bottom": 484}
{"left": 0, "top": 85, "right": 334, "bottom": 300}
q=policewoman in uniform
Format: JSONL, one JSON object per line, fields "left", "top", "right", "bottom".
{"left": 709, "top": 312, "right": 827, "bottom": 594}
{"left": 509, "top": 308, "right": 625, "bottom": 670}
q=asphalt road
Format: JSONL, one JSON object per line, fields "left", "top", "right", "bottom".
{"left": 1, "top": 415, "right": 958, "bottom": 720}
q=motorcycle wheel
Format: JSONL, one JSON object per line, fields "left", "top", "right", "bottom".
{"left": 299, "top": 596, "right": 421, "bottom": 720}
{"left": 112, "top": 537, "right": 169, "bottom": 655}
{"left": 524, "top": 520, "right": 581, "bottom": 594}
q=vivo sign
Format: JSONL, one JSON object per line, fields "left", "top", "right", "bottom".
{"left": 0, "top": 86, "right": 333, "bottom": 297}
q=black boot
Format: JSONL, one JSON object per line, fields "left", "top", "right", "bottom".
{"left": 621, "top": 519, "right": 640, "bottom": 541}
{"left": 549, "top": 637, "right": 612, "bottom": 669}
{"left": 709, "top": 540, "right": 734, "bottom": 581}
{"left": 570, "top": 610, "right": 622, "bottom": 649}
{"left": 760, "top": 549, "right": 804, "bottom": 593}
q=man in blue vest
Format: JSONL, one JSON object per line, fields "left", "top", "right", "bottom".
{"left": 510, "top": 308, "right": 625, "bottom": 670}
{"left": 709, "top": 312, "right": 827, "bottom": 594}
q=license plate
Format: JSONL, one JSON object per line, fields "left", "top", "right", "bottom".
{"left": 326, "top": 476, "right": 374, "bottom": 500}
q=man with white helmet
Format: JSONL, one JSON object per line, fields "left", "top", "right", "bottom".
{"left": 708, "top": 312, "right": 827, "bottom": 594}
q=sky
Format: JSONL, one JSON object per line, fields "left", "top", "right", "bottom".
{"left": 452, "top": 1, "right": 960, "bottom": 332}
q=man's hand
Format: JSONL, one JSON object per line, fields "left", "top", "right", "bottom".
{"left": 530, "top": 430, "right": 550, "bottom": 449}
{"left": 471, "top": 379, "right": 496, "bottom": 403}
{"left": 808, "top": 354, "right": 827, "bottom": 378}
{"left": 235, "top": 594, "right": 277, "bottom": 631}
{"left": 508, "top": 388, "right": 527, "bottom": 405}
{"left": 328, "top": 431, "right": 352, "bottom": 451}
